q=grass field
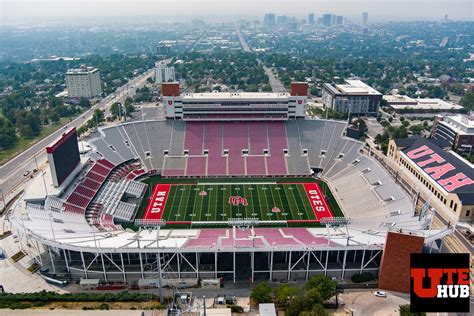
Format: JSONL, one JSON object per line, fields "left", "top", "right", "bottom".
{"left": 132, "top": 177, "right": 343, "bottom": 228}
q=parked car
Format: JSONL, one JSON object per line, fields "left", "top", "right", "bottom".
{"left": 374, "top": 291, "right": 387, "bottom": 298}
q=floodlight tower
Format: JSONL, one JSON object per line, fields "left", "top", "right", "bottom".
{"left": 134, "top": 219, "right": 167, "bottom": 304}
{"left": 228, "top": 217, "right": 260, "bottom": 247}
{"left": 320, "top": 217, "right": 352, "bottom": 245}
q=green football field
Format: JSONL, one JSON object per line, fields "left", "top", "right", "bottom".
{"left": 138, "top": 179, "right": 340, "bottom": 226}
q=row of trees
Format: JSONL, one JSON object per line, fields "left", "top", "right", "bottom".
{"left": 173, "top": 52, "right": 269, "bottom": 92}
{"left": 0, "top": 94, "right": 85, "bottom": 150}
{"left": 0, "top": 54, "right": 153, "bottom": 152}
{"left": 250, "top": 275, "right": 337, "bottom": 316}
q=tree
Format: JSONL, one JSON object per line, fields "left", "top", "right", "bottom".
{"left": 351, "top": 118, "right": 367, "bottom": 133}
{"left": 273, "top": 284, "right": 297, "bottom": 307}
{"left": 305, "top": 275, "right": 337, "bottom": 301}
{"left": 285, "top": 295, "right": 312, "bottom": 316}
{"left": 310, "top": 85, "right": 319, "bottom": 96}
{"left": 110, "top": 102, "right": 122, "bottom": 118}
{"left": 399, "top": 304, "right": 426, "bottom": 316}
{"left": 50, "top": 111, "right": 60, "bottom": 124}
{"left": 460, "top": 91, "right": 474, "bottom": 110}
{"left": 0, "top": 133, "right": 15, "bottom": 150}
{"left": 299, "top": 304, "right": 327, "bottom": 316}
{"left": 79, "top": 97, "right": 91, "bottom": 108}
{"left": 250, "top": 283, "right": 272, "bottom": 304}
{"left": 0, "top": 116, "right": 17, "bottom": 150}
{"left": 91, "top": 109, "right": 104, "bottom": 126}
{"left": 76, "top": 125, "right": 87, "bottom": 136}
{"left": 125, "top": 103, "right": 135, "bottom": 117}
{"left": 19, "top": 124, "right": 34, "bottom": 138}
{"left": 262, "top": 84, "right": 272, "bottom": 92}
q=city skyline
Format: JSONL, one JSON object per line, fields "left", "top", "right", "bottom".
{"left": 2, "top": 0, "right": 473, "bottom": 22}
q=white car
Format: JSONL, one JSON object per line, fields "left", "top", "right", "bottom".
{"left": 374, "top": 291, "right": 387, "bottom": 298}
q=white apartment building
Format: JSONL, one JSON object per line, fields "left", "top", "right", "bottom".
{"left": 66, "top": 66, "right": 102, "bottom": 98}
{"left": 155, "top": 65, "right": 176, "bottom": 83}
{"left": 322, "top": 79, "right": 382, "bottom": 115}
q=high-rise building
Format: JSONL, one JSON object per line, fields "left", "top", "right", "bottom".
{"left": 331, "top": 14, "right": 336, "bottom": 25}
{"left": 276, "top": 15, "right": 288, "bottom": 25}
{"left": 66, "top": 66, "right": 102, "bottom": 99}
{"left": 155, "top": 64, "right": 176, "bottom": 83}
{"left": 264, "top": 13, "right": 276, "bottom": 27}
{"left": 156, "top": 45, "right": 172, "bottom": 56}
{"left": 308, "top": 13, "right": 315, "bottom": 25}
{"left": 322, "top": 14, "right": 332, "bottom": 27}
{"left": 192, "top": 19, "right": 206, "bottom": 28}
{"left": 336, "top": 16, "right": 343, "bottom": 25}
{"left": 362, "top": 12, "right": 368, "bottom": 26}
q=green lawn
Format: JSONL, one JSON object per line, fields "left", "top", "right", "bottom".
{"left": 0, "top": 117, "right": 75, "bottom": 166}
{"left": 161, "top": 183, "right": 317, "bottom": 222}
{"left": 130, "top": 177, "right": 344, "bottom": 229}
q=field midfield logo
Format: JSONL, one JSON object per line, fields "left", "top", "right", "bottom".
{"left": 410, "top": 253, "right": 470, "bottom": 313}
{"left": 228, "top": 196, "right": 248, "bottom": 206}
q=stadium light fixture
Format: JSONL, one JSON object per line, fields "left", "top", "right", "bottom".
{"left": 227, "top": 218, "right": 260, "bottom": 227}
{"left": 319, "top": 217, "right": 351, "bottom": 227}
{"left": 134, "top": 219, "right": 166, "bottom": 227}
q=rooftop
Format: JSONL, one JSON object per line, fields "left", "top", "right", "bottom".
{"left": 395, "top": 136, "right": 474, "bottom": 197}
{"left": 384, "top": 95, "right": 463, "bottom": 111}
{"left": 440, "top": 114, "right": 474, "bottom": 135}
{"left": 333, "top": 80, "right": 382, "bottom": 96}
{"left": 67, "top": 66, "right": 98, "bottom": 75}
{"left": 181, "top": 92, "right": 290, "bottom": 100}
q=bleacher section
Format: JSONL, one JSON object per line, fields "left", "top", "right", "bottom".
{"left": 95, "top": 120, "right": 369, "bottom": 177}
{"left": 184, "top": 228, "right": 330, "bottom": 249}
{"left": 324, "top": 155, "right": 413, "bottom": 224}
{"left": 86, "top": 118, "right": 413, "bottom": 229}
{"left": 64, "top": 159, "right": 115, "bottom": 214}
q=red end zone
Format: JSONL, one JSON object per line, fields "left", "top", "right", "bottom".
{"left": 303, "top": 183, "right": 333, "bottom": 221}
{"left": 144, "top": 184, "right": 171, "bottom": 220}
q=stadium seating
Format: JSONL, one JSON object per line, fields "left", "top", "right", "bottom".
{"left": 224, "top": 122, "right": 247, "bottom": 175}
{"left": 184, "top": 228, "right": 332, "bottom": 249}
{"left": 185, "top": 229, "right": 228, "bottom": 248}
{"left": 205, "top": 122, "right": 227, "bottom": 176}
{"left": 184, "top": 122, "right": 204, "bottom": 155}
{"left": 266, "top": 122, "right": 288, "bottom": 175}
{"left": 93, "top": 120, "right": 327, "bottom": 177}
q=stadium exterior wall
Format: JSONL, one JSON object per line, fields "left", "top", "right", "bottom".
{"left": 38, "top": 243, "right": 383, "bottom": 284}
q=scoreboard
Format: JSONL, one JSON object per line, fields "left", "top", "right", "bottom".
{"left": 46, "top": 128, "right": 80, "bottom": 187}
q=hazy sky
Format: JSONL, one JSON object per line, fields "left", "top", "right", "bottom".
{"left": 1, "top": 0, "right": 473, "bottom": 22}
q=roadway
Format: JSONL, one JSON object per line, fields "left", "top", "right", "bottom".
{"left": 234, "top": 22, "right": 286, "bottom": 93}
{"left": 262, "top": 65, "right": 287, "bottom": 93}
{"left": 0, "top": 68, "right": 155, "bottom": 207}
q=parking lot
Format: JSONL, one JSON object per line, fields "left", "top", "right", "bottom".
{"left": 339, "top": 290, "right": 409, "bottom": 316}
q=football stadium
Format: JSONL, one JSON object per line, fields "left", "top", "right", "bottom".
{"left": 12, "top": 82, "right": 453, "bottom": 288}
